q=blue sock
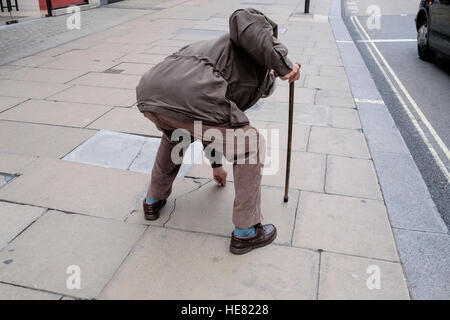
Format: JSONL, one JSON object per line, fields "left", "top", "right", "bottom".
{"left": 234, "top": 226, "right": 256, "bottom": 238}
{"left": 145, "top": 196, "right": 160, "bottom": 204}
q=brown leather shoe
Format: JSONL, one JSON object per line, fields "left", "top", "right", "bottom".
{"left": 142, "top": 199, "right": 167, "bottom": 221}
{"left": 230, "top": 223, "right": 277, "bottom": 255}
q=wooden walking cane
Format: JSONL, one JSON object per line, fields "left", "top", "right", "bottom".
{"left": 283, "top": 81, "right": 295, "bottom": 202}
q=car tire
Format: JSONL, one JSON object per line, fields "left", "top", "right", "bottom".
{"left": 417, "top": 20, "right": 436, "bottom": 61}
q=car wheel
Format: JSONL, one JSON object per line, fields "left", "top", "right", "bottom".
{"left": 417, "top": 20, "right": 436, "bottom": 61}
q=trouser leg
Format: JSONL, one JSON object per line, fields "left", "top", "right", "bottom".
{"left": 221, "top": 126, "right": 265, "bottom": 229}
{"left": 142, "top": 111, "right": 265, "bottom": 228}
{"left": 147, "top": 132, "right": 185, "bottom": 200}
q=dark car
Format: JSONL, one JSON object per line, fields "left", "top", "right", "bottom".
{"left": 416, "top": 0, "right": 450, "bottom": 60}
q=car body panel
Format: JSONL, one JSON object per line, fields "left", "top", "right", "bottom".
{"left": 416, "top": 0, "right": 450, "bottom": 57}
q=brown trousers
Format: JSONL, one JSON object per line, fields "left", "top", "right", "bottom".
{"left": 143, "top": 111, "right": 265, "bottom": 229}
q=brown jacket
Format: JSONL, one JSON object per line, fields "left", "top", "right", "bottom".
{"left": 136, "top": 8, "right": 293, "bottom": 127}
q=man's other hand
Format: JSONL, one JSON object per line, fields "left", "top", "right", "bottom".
{"left": 280, "top": 63, "right": 301, "bottom": 83}
{"left": 213, "top": 167, "right": 227, "bottom": 187}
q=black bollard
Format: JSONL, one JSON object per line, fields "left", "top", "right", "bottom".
{"left": 5, "top": 0, "right": 18, "bottom": 25}
{"left": 304, "top": 0, "right": 310, "bottom": 14}
{"left": 46, "top": 0, "right": 53, "bottom": 17}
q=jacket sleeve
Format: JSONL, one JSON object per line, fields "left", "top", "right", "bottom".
{"left": 229, "top": 8, "right": 293, "bottom": 77}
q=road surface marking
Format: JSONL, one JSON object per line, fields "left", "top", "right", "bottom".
{"left": 337, "top": 39, "right": 417, "bottom": 43}
{"left": 356, "top": 39, "right": 417, "bottom": 43}
{"left": 353, "top": 16, "right": 450, "bottom": 161}
{"left": 351, "top": 15, "right": 450, "bottom": 182}
{"left": 354, "top": 98, "right": 385, "bottom": 104}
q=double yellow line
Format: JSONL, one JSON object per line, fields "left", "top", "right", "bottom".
{"left": 350, "top": 15, "right": 450, "bottom": 182}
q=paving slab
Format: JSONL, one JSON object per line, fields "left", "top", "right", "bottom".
{"left": 189, "top": 147, "right": 326, "bottom": 191}
{"left": 172, "top": 28, "right": 226, "bottom": 40}
{"left": 0, "top": 121, "right": 95, "bottom": 158}
{"left": 0, "top": 153, "right": 37, "bottom": 175}
{"left": 303, "top": 47, "right": 341, "bottom": 57}
{"left": 186, "top": 148, "right": 325, "bottom": 191}
{"left": 166, "top": 181, "right": 299, "bottom": 245}
{"left": 68, "top": 72, "right": 141, "bottom": 90}
{"left": 325, "top": 155, "right": 382, "bottom": 200}
{"left": 89, "top": 41, "right": 148, "bottom": 53}
{"left": 127, "top": 136, "right": 161, "bottom": 173}
{"left": 265, "top": 122, "right": 310, "bottom": 151}
{"left": 393, "top": 229, "right": 450, "bottom": 300}
{"left": 49, "top": 85, "right": 136, "bottom": 107}
{"left": 1, "top": 7, "right": 150, "bottom": 66}
{"left": 328, "top": 107, "right": 361, "bottom": 129}
{"left": 34, "top": 46, "right": 72, "bottom": 58}
{"left": 0, "top": 67, "right": 19, "bottom": 76}
{"left": 129, "top": 138, "right": 203, "bottom": 177}
{"left": 0, "top": 202, "right": 46, "bottom": 250}
{"left": 293, "top": 192, "right": 398, "bottom": 261}
{"left": 308, "top": 127, "right": 370, "bottom": 159}
{"left": 276, "top": 76, "right": 306, "bottom": 88}
{"left": 99, "top": 227, "right": 319, "bottom": 299}
{"left": 305, "top": 75, "right": 351, "bottom": 92}
{"left": 282, "top": 39, "right": 315, "bottom": 50}
{"left": 0, "top": 210, "right": 146, "bottom": 299}
{"left": 56, "top": 49, "right": 126, "bottom": 62}
{"left": 0, "top": 80, "right": 69, "bottom": 99}
{"left": 40, "top": 57, "right": 117, "bottom": 73}
{"left": 0, "top": 97, "right": 27, "bottom": 113}
{"left": 0, "top": 67, "right": 86, "bottom": 84}
{"left": 265, "top": 86, "right": 316, "bottom": 104}
{"left": 117, "top": 53, "right": 166, "bottom": 64}
{"left": 318, "top": 252, "right": 410, "bottom": 300}
{"left": 309, "top": 56, "right": 343, "bottom": 66}
{"left": 315, "top": 89, "right": 355, "bottom": 108}
{"left": 151, "top": 39, "right": 192, "bottom": 48}
{"left": 247, "top": 102, "right": 328, "bottom": 126}
{"left": 87, "top": 107, "right": 161, "bottom": 137}
{"left": 106, "top": 62, "right": 154, "bottom": 75}
{"left": 319, "top": 65, "right": 348, "bottom": 78}
{"left": 57, "top": 38, "right": 98, "bottom": 50}
{"left": 262, "top": 151, "right": 326, "bottom": 192}
{"left": 0, "top": 159, "right": 148, "bottom": 221}
{"left": 0, "top": 100, "right": 112, "bottom": 128}
{"left": 294, "top": 64, "right": 320, "bottom": 76}
{"left": 126, "top": 177, "right": 210, "bottom": 227}
{"left": 103, "top": 34, "right": 160, "bottom": 45}
{"left": 9, "top": 56, "right": 55, "bottom": 67}
{"left": 0, "top": 283, "right": 61, "bottom": 300}
{"left": 185, "top": 158, "right": 232, "bottom": 182}
{"left": 315, "top": 41, "right": 341, "bottom": 49}
{"left": 64, "top": 130, "right": 147, "bottom": 170}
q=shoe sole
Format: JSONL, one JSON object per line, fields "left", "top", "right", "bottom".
{"left": 229, "top": 229, "right": 277, "bottom": 255}
{"left": 144, "top": 200, "right": 167, "bottom": 221}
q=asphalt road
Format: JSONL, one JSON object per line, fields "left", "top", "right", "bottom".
{"left": 341, "top": 0, "right": 450, "bottom": 228}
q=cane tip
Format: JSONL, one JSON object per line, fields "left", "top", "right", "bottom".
{"left": 283, "top": 196, "right": 289, "bottom": 203}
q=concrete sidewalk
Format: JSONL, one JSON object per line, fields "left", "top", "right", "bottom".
{"left": 0, "top": 0, "right": 414, "bottom": 299}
